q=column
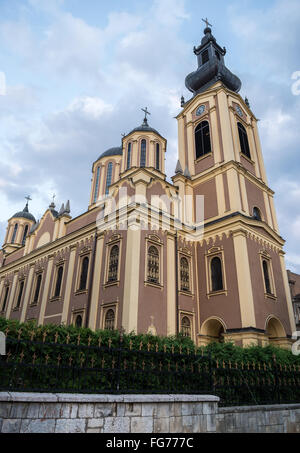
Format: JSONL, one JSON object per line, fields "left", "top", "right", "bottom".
{"left": 38, "top": 255, "right": 54, "bottom": 325}
{"left": 61, "top": 245, "right": 77, "bottom": 325}
{"left": 215, "top": 173, "right": 226, "bottom": 216}
{"left": 88, "top": 233, "right": 105, "bottom": 330}
{"left": 217, "top": 90, "right": 235, "bottom": 162}
{"left": 177, "top": 116, "right": 186, "bottom": 170}
{"left": 166, "top": 233, "right": 176, "bottom": 336}
{"left": 226, "top": 168, "right": 242, "bottom": 212}
{"left": 20, "top": 263, "right": 35, "bottom": 323}
{"left": 6, "top": 272, "right": 18, "bottom": 319}
{"left": 279, "top": 251, "right": 296, "bottom": 334}
{"left": 186, "top": 123, "right": 195, "bottom": 176}
{"left": 122, "top": 219, "right": 141, "bottom": 333}
{"left": 232, "top": 230, "right": 256, "bottom": 328}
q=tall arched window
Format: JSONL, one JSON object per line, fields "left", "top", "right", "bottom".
{"left": 181, "top": 316, "right": 191, "bottom": 338}
{"left": 253, "top": 207, "right": 262, "bottom": 221}
{"left": 108, "top": 245, "right": 119, "bottom": 282}
{"left": 79, "top": 257, "right": 89, "bottom": 291}
{"left": 263, "top": 260, "right": 271, "bottom": 294}
{"left": 16, "top": 281, "right": 24, "bottom": 308}
{"left": 54, "top": 266, "right": 63, "bottom": 298}
{"left": 211, "top": 257, "right": 224, "bottom": 292}
{"left": 104, "top": 309, "right": 115, "bottom": 330}
{"left": 11, "top": 224, "right": 18, "bottom": 244}
{"left": 33, "top": 274, "right": 42, "bottom": 304}
{"left": 180, "top": 257, "right": 190, "bottom": 292}
{"left": 93, "top": 166, "right": 100, "bottom": 203}
{"left": 105, "top": 162, "right": 113, "bottom": 195}
{"left": 127, "top": 142, "right": 131, "bottom": 169}
{"left": 140, "top": 139, "right": 146, "bottom": 167}
{"left": 22, "top": 225, "right": 29, "bottom": 246}
{"left": 195, "top": 121, "right": 211, "bottom": 159}
{"left": 237, "top": 122, "right": 251, "bottom": 159}
{"left": 75, "top": 314, "right": 83, "bottom": 328}
{"left": 156, "top": 143, "right": 160, "bottom": 170}
{"left": 147, "top": 246, "right": 159, "bottom": 284}
{"left": 1, "top": 286, "right": 9, "bottom": 312}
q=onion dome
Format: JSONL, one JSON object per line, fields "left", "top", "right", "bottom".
{"left": 185, "top": 26, "right": 241, "bottom": 95}
{"left": 12, "top": 202, "right": 36, "bottom": 223}
{"left": 128, "top": 116, "right": 162, "bottom": 138}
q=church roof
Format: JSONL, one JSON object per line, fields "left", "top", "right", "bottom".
{"left": 97, "top": 146, "right": 123, "bottom": 161}
{"left": 128, "top": 120, "right": 162, "bottom": 138}
{"left": 12, "top": 203, "right": 36, "bottom": 223}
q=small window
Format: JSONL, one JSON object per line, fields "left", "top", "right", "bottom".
{"left": 11, "top": 224, "right": 18, "bottom": 244}
{"left": 237, "top": 122, "right": 251, "bottom": 159}
{"left": 1, "top": 286, "right": 9, "bottom": 311}
{"left": 54, "top": 266, "right": 63, "bottom": 298}
{"left": 108, "top": 245, "right": 119, "bottom": 282}
{"left": 253, "top": 207, "right": 262, "bottom": 221}
{"left": 147, "top": 246, "right": 159, "bottom": 284}
{"left": 75, "top": 314, "right": 83, "bottom": 328}
{"left": 202, "top": 49, "right": 209, "bottom": 64}
{"left": 156, "top": 143, "right": 160, "bottom": 170}
{"left": 263, "top": 260, "right": 272, "bottom": 295}
{"left": 140, "top": 139, "right": 146, "bottom": 167}
{"left": 33, "top": 274, "right": 42, "bottom": 304}
{"left": 211, "top": 257, "right": 224, "bottom": 292}
{"left": 195, "top": 121, "right": 211, "bottom": 159}
{"left": 180, "top": 257, "right": 190, "bottom": 292}
{"left": 181, "top": 316, "right": 191, "bottom": 338}
{"left": 93, "top": 166, "right": 100, "bottom": 203}
{"left": 15, "top": 281, "right": 24, "bottom": 309}
{"left": 104, "top": 309, "right": 115, "bottom": 330}
{"left": 22, "top": 225, "right": 29, "bottom": 246}
{"left": 127, "top": 143, "right": 131, "bottom": 170}
{"left": 79, "top": 256, "right": 89, "bottom": 291}
{"left": 105, "top": 162, "right": 113, "bottom": 195}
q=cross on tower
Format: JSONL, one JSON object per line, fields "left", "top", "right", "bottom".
{"left": 202, "top": 17, "right": 212, "bottom": 28}
{"left": 25, "top": 195, "right": 32, "bottom": 203}
{"left": 52, "top": 194, "right": 56, "bottom": 203}
{"left": 141, "top": 107, "right": 151, "bottom": 121}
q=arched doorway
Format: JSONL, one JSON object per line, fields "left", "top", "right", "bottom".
{"left": 200, "top": 317, "right": 226, "bottom": 345}
{"left": 265, "top": 316, "right": 286, "bottom": 345}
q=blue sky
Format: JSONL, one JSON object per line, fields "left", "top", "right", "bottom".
{"left": 0, "top": 0, "right": 300, "bottom": 272}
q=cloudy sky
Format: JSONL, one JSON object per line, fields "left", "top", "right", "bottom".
{"left": 0, "top": 0, "right": 300, "bottom": 272}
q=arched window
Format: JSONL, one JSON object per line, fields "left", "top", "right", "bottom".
{"left": 237, "top": 122, "right": 251, "bottom": 159}
{"left": 201, "top": 49, "right": 209, "bottom": 64}
{"left": 108, "top": 245, "right": 119, "bottom": 282}
{"left": 54, "top": 266, "right": 63, "bottom": 298}
{"left": 105, "top": 162, "right": 113, "bottom": 195}
{"left": 104, "top": 309, "right": 115, "bottom": 330}
{"left": 253, "top": 207, "right": 262, "bottom": 221}
{"left": 147, "top": 246, "right": 159, "bottom": 284}
{"left": 79, "top": 257, "right": 89, "bottom": 291}
{"left": 195, "top": 121, "right": 211, "bottom": 159}
{"left": 75, "top": 315, "right": 82, "bottom": 328}
{"left": 156, "top": 143, "right": 160, "bottom": 170}
{"left": 263, "top": 260, "right": 272, "bottom": 294}
{"left": 22, "top": 225, "right": 29, "bottom": 246}
{"left": 1, "top": 286, "right": 9, "bottom": 312}
{"left": 127, "top": 142, "right": 131, "bottom": 170}
{"left": 140, "top": 139, "right": 146, "bottom": 167}
{"left": 33, "top": 274, "right": 42, "bottom": 304}
{"left": 181, "top": 316, "right": 191, "bottom": 338}
{"left": 180, "top": 257, "right": 190, "bottom": 292}
{"left": 93, "top": 166, "right": 100, "bottom": 203}
{"left": 11, "top": 224, "right": 18, "bottom": 244}
{"left": 16, "top": 281, "right": 24, "bottom": 308}
{"left": 211, "top": 257, "right": 224, "bottom": 292}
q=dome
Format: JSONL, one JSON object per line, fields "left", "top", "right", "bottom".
{"left": 97, "top": 146, "right": 122, "bottom": 160}
{"left": 128, "top": 117, "right": 163, "bottom": 138}
{"left": 12, "top": 203, "right": 36, "bottom": 223}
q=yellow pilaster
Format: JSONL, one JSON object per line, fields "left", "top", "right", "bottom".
{"left": 227, "top": 168, "right": 242, "bottom": 212}
{"left": 61, "top": 245, "right": 77, "bottom": 325}
{"left": 215, "top": 173, "right": 226, "bottom": 216}
{"left": 232, "top": 231, "right": 256, "bottom": 328}
{"left": 217, "top": 90, "right": 235, "bottom": 162}
{"left": 20, "top": 263, "right": 35, "bottom": 323}
{"left": 166, "top": 233, "right": 176, "bottom": 336}
{"left": 279, "top": 251, "right": 296, "bottom": 334}
{"left": 132, "top": 140, "right": 138, "bottom": 167}
{"left": 177, "top": 116, "right": 186, "bottom": 170}
{"left": 38, "top": 256, "right": 54, "bottom": 325}
{"left": 6, "top": 272, "right": 18, "bottom": 319}
{"left": 0, "top": 278, "right": 4, "bottom": 310}
{"left": 122, "top": 220, "right": 141, "bottom": 333}
{"left": 186, "top": 123, "right": 195, "bottom": 176}
{"left": 263, "top": 191, "right": 274, "bottom": 229}
{"left": 239, "top": 173, "right": 249, "bottom": 215}
{"left": 88, "top": 233, "right": 104, "bottom": 330}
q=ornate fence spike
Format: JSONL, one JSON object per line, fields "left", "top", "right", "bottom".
{"left": 45, "top": 354, "right": 50, "bottom": 365}
{"left": 101, "top": 357, "right": 105, "bottom": 369}
{"left": 30, "top": 331, "right": 36, "bottom": 341}
{"left": 17, "top": 329, "right": 22, "bottom": 340}
{"left": 147, "top": 342, "right": 151, "bottom": 352}
{"left": 42, "top": 331, "right": 47, "bottom": 343}
{"left": 229, "top": 360, "right": 232, "bottom": 369}
{"left": 77, "top": 335, "right": 81, "bottom": 346}
{"left": 54, "top": 332, "right": 59, "bottom": 343}
{"left": 139, "top": 341, "right": 143, "bottom": 351}
{"left": 32, "top": 352, "right": 37, "bottom": 365}
{"left": 129, "top": 340, "right": 133, "bottom": 350}
{"left": 19, "top": 351, "right": 24, "bottom": 363}
{"left": 164, "top": 344, "right": 167, "bottom": 353}
{"left": 57, "top": 354, "right": 62, "bottom": 365}
{"left": 155, "top": 343, "right": 159, "bottom": 353}
{"left": 88, "top": 336, "right": 92, "bottom": 347}
{"left": 4, "top": 327, "right": 9, "bottom": 336}
{"left": 66, "top": 334, "right": 70, "bottom": 344}
{"left": 68, "top": 356, "right": 73, "bottom": 366}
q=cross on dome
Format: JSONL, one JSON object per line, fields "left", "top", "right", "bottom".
{"left": 202, "top": 17, "right": 212, "bottom": 28}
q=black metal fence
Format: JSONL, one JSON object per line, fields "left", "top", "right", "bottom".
{"left": 1, "top": 336, "right": 300, "bottom": 407}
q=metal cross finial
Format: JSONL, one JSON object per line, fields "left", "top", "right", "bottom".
{"left": 52, "top": 194, "right": 56, "bottom": 203}
{"left": 25, "top": 195, "right": 32, "bottom": 203}
{"left": 202, "top": 17, "right": 212, "bottom": 28}
{"left": 141, "top": 107, "right": 151, "bottom": 120}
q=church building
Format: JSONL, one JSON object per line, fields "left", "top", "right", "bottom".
{"left": 0, "top": 25, "right": 296, "bottom": 348}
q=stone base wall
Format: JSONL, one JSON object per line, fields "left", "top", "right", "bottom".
{"left": 217, "top": 404, "right": 300, "bottom": 433}
{"left": 0, "top": 393, "right": 219, "bottom": 433}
